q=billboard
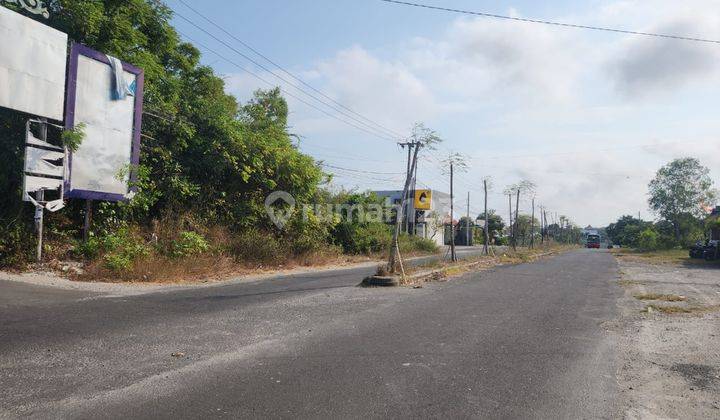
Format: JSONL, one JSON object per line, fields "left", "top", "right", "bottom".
{"left": 0, "top": 6, "right": 67, "bottom": 120}
{"left": 414, "top": 189, "right": 432, "bottom": 210}
{"left": 64, "top": 43, "right": 144, "bottom": 201}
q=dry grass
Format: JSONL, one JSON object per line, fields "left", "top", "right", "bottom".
{"left": 391, "top": 244, "right": 575, "bottom": 286}
{"left": 634, "top": 293, "right": 687, "bottom": 302}
{"left": 75, "top": 255, "right": 238, "bottom": 283}
{"left": 617, "top": 279, "right": 644, "bottom": 287}
{"left": 611, "top": 248, "right": 689, "bottom": 265}
{"left": 642, "top": 304, "right": 720, "bottom": 315}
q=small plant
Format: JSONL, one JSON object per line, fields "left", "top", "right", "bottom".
{"left": 62, "top": 122, "right": 86, "bottom": 152}
{"left": 171, "top": 231, "right": 210, "bottom": 258}
{"left": 103, "top": 253, "right": 133, "bottom": 272}
{"left": 99, "top": 228, "right": 150, "bottom": 272}
{"left": 74, "top": 237, "right": 101, "bottom": 260}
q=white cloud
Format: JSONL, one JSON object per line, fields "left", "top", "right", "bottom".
{"left": 608, "top": 14, "right": 720, "bottom": 96}
{"left": 214, "top": 1, "right": 720, "bottom": 226}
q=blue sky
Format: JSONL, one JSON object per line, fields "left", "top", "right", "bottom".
{"left": 166, "top": 0, "right": 720, "bottom": 226}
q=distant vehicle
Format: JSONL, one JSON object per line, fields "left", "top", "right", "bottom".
{"left": 586, "top": 234, "right": 601, "bottom": 249}
{"left": 689, "top": 240, "right": 719, "bottom": 260}
{"left": 704, "top": 240, "right": 719, "bottom": 261}
{"left": 689, "top": 241, "right": 706, "bottom": 259}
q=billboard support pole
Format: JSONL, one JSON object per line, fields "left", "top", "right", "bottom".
{"left": 83, "top": 200, "right": 93, "bottom": 242}
{"left": 34, "top": 119, "right": 48, "bottom": 262}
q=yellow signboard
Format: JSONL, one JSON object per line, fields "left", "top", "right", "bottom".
{"left": 414, "top": 189, "right": 432, "bottom": 210}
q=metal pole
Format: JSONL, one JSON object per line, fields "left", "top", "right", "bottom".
{"left": 35, "top": 119, "right": 48, "bottom": 262}
{"left": 83, "top": 199, "right": 93, "bottom": 242}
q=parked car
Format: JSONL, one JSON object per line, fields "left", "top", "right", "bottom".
{"left": 689, "top": 240, "right": 706, "bottom": 259}
{"left": 704, "top": 240, "right": 720, "bottom": 261}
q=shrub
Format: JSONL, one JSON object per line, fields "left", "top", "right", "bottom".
{"left": 73, "top": 237, "right": 102, "bottom": 260}
{"left": 99, "top": 228, "right": 150, "bottom": 272}
{"left": 0, "top": 222, "right": 34, "bottom": 268}
{"left": 227, "top": 228, "right": 285, "bottom": 265}
{"left": 334, "top": 222, "right": 392, "bottom": 254}
{"left": 171, "top": 231, "right": 209, "bottom": 258}
{"left": 398, "top": 234, "right": 439, "bottom": 254}
{"left": 637, "top": 228, "right": 659, "bottom": 251}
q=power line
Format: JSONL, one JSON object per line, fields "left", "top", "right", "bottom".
{"left": 172, "top": 11, "right": 399, "bottom": 142}
{"left": 179, "top": 31, "right": 399, "bottom": 142}
{"left": 320, "top": 163, "right": 405, "bottom": 175}
{"left": 176, "top": 0, "right": 406, "bottom": 140}
{"left": 380, "top": 0, "right": 720, "bottom": 45}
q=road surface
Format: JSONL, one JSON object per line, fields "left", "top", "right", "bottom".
{"left": 1, "top": 249, "right": 620, "bottom": 418}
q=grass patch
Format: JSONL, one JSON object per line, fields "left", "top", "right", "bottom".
{"left": 617, "top": 279, "right": 643, "bottom": 287}
{"left": 611, "top": 248, "right": 689, "bottom": 264}
{"left": 643, "top": 304, "right": 692, "bottom": 314}
{"left": 642, "top": 304, "right": 720, "bottom": 315}
{"left": 634, "top": 293, "right": 687, "bottom": 302}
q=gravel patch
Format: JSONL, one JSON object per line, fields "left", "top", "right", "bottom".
{"left": 614, "top": 256, "right": 720, "bottom": 418}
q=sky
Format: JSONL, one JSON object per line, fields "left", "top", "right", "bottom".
{"left": 166, "top": 0, "right": 720, "bottom": 227}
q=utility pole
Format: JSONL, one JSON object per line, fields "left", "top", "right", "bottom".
{"left": 540, "top": 205, "right": 545, "bottom": 245}
{"left": 508, "top": 193, "right": 513, "bottom": 244}
{"left": 483, "top": 179, "right": 489, "bottom": 255}
{"left": 513, "top": 188, "right": 520, "bottom": 251}
{"left": 530, "top": 197, "right": 535, "bottom": 249}
{"left": 466, "top": 191, "right": 470, "bottom": 246}
{"left": 388, "top": 142, "right": 421, "bottom": 273}
{"left": 399, "top": 142, "right": 414, "bottom": 234}
{"left": 450, "top": 161, "right": 457, "bottom": 261}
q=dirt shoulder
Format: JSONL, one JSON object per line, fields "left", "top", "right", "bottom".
{"left": 612, "top": 249, "right": 720, "bottom": 418}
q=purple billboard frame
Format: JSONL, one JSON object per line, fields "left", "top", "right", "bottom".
{"left": 64, "top": 42, "right": 144, "bottom": 201}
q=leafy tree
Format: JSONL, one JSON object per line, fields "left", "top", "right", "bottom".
{"left": 606, "top": 215, "right": 651, "bottom": 247}
{"left": 514, "top": 214, "right": 539, "bottom": 246}
{"left": 648, "top": 158, "right": 716, "bottom": 239}
{"left": 0, "top": 0, "right": 324, "bottom": 266}
{"left": 476, "top": 210, "right": 504, "bottom": 243}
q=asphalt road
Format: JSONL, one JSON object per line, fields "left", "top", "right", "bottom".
{"left": 1, "top": 249, "right": 620, "bottom": 419}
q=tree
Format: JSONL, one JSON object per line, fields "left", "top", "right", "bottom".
{"left": 476, "top": 211, "right": 504, "bottom": 244}
{"left": 0, "top": 0, "right": 325, "bottom": 266}
{"left": 606, "top": 215, "right": 651, "bottom": 247}
{"left": 648, "top": 158, "right": 716, "bottom": 240}
{"left": 514, "top": 214, "right": 539, "bottom": 246}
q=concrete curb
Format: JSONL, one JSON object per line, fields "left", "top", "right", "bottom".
{"left": 361, "top": 249, "right": 561, "bottom": 287}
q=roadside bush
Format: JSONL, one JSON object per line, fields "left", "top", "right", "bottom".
{"left": 333, "top": 222, "right": 392, "bottom": 254}
{"left": 227, "top": 228, "right": 285, "bottom": 265}
{"left": 0, "top": 222, "right": 34, "bottom": 268}
{"left": 73, "top": 237, "right": 102, "bottom": 260}
{"left": 99, "top": 228, "right": 150, "bottom": 272}
{"left": 170, "top": 231, "right": 209, "bottom": 258}
{"left": 637, "top": 228, "right": 659, "bottom": 251}
{"left": 398, "top": 234, "right": 439, "bottom": 254}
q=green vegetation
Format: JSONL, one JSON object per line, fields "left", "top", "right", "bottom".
{"left": 0, "top": 1, "right": 437, "bottom": 277}
{"left": 61, "top": 122, "right": 86, "bottom": 152}
{"left": 607, "top": 158, "right": 717, "bottom": 251}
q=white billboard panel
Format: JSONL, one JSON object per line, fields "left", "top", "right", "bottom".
{"left": 0, "top": 6, "right": 67, "bottom": 120}
{"left": 65, "top": 44, "right": 144, "bottom": 201}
